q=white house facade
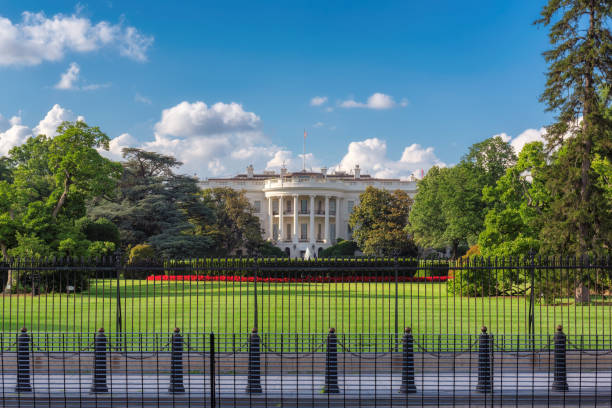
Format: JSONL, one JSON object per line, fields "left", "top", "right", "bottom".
{"left": 200, "top": 165, "right": 417, "bottom": 258}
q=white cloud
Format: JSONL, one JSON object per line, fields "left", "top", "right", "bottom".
{"left": 313, "top": 121, "right": 324, "bottom": 128}
{"left": 493, "top": 128, "right": 547, "bottom": 154}
{"left": 0, "top": 11, "right": 153, "bottom": 66}
{"left": 33, "top": 104, "right": 82, "bottom": 137}
{"left": 339, "top": 93, "right": 401, "bottom": 110}
{"left": 310, "top": 96, "right": 328, "bottom": 106}
{"left": 97, "top": 132, "right": 137, "bottom": 160}
{"left": 334, "top": 138, "right": 445, "bottom": 179}
{"left": 55, "top": 62, "right": 80, "bottom": 90}
{"left": 0, "top": 116, "right": 31, "bottom": 155}
{"left": 135, "top": 93, "right": 152, "bottom": 104}
{"left": 155, "top": 101, "right": 261, "bottom": 137}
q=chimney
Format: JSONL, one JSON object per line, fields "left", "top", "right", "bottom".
{"left": 354, "top": 164, "right": 361, "bottom": 179}
{"left": 321, "top": 166, "right": 327, "bottom": 176}
{"left": 280, "top": 165, "right": 287, "bottom": 177}
{"left": 246, "top": 164, "right": 254, "bottom": 178}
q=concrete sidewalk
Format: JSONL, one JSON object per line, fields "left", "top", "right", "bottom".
{"left": 1, "top": 372, "right": 611, "bottom": 407}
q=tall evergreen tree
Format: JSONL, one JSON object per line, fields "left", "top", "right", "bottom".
{"left": 535, "top": 0, "right": 612, "bottom": 254}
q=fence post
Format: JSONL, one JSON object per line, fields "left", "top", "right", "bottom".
{"left": 210, "top": 333, "right": 216, "bottom": 408}
{"left": 246, "top": 327, "right": 262, "bottom": 393}
{"left": 476, "top": 326, "right": 493, "bottom": 393}
{"left": 114, "top": 251, "right": 123, "bottom": 347}
{"left": 90, "top": 328, "right": 108, "bottom": 393}
{"left": 394, "top": 256, "right": 399, "bottom": 352}
{"left": 323, "top": 328, "right": 339, "bottom": 393}
{"left": 253, "top": 257, "right": 259, "bottom": 331}
{"left": 168, "top": 327, "right": 185, "bottom": 393}
{"left": 551, "top": 325, "right": 569, "bottom": 392}
{"left": 15, "top": 327, "right": 32, "bottom": 392}
{"left": 399, "top": 327, "right": 417, "bottom": 394}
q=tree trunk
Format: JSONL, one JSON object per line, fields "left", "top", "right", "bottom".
{"left": 52, "top": 173, "right": 71, "bottom": 218}
{"left": 1, "top": 242, "right": 13, "bottom": 294}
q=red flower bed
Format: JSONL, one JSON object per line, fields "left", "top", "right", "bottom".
{"left": 146, "top": 275, "right": 450, "bottom": 283}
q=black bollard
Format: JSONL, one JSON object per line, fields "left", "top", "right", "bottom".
{"left": 551, "top": 325, "right": 569, "bottom": 392}
{"left": 90, "top": 328, "right": 108, "bottom": 393}
{"left": 246, "top": 327, "right": 262, "bottom": 393}
{"left": 399, "top": 327, "right": 417, "bottom": 393}
{"left": 476, "top": 326, "right": 493, "bottom": 393}
{"left": 323, "top": 328, "right": 339, "bottom": 394}
{"left": 15, "top": 327, "right": 32, "bottom": 392}
{"left": 169, "top": 328, "right": 185, "bottom": 393}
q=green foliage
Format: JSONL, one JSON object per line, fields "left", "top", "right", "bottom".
{"left": 535, "top": 1, "right": 612, "bottom": 255}
{"left": 256, "top": 240, "right": 288, "bottom": 257}
{"left": 409, "top": 136, "right": 517, "bottom": 258}
{"left": 129, "top": 244, "right": 156, "bottom": 263}
{"left": 76, "top": 217, "right": 120, "bottom": 245}
{"left": 349, "top": 186, "right": 417, "bottom": 256}
{"left": 320, "top": 239, "right": 359, "bottom": 257}
{"left": 89, "top": 148, "right": 213, "bottom": 258}
{"left": 200, "top": 187, "right": 264, "bottom": 255}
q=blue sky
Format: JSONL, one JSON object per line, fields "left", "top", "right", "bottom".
{"left": 0, "top": 0, "right": 552, "bottom": 178}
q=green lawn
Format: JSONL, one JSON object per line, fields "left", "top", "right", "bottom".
{"left": 1, "top": 280, "right": 610, "bottom": 339}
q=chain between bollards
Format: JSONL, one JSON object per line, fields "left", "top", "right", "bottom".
{"left": 323, "top": 328, "right": 339, "bottom": 394}
{"left": 168, "top": 327, "right": 185, "bottom": 393}
{"left": 552, "top": 325, "right": 569, "bottom": 392}
{"left": 399, "top": 327, "right": 417, "bottom": 393}
{"left": 16, "top": 327, "right": 32, "bottom": 393}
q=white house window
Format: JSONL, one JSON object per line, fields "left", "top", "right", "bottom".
{"left": 273, "top": 200, "right": 279, "bottom": 214}
{"left": 330, "top": 199, "right": 336, "bottom": 214}
{"left": 348, "top": 200, "right": 355, "bottom": 213}
{"left": 253, "top": 200, "right": 261, "bottom": 213}
{"left": 317, "top": 223, "right": 322, "bottom": 241}
{"left": 300, "top": 223, "right": 307, "bottom": 240}
{"left": 330, "top": 224, "right": 336, "bottom": 243}
{"left": 273, "top": 224, "right": 278, "bottom": 240}
{"left": 286, "top": 223, "right": 291, "bottom": 240}
{"left": 300, "top": 199, "right": 308, "bottom": 213}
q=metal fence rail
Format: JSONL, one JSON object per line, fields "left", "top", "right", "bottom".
{"left": 0, "top": 256, "right": 610, "bottom": 337}
{"left": 1, "top": 328, "right": 611, "bottom": 407}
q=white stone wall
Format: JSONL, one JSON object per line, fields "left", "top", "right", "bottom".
{"left": 200, "top": 173, "right": 416, "bottom": 258}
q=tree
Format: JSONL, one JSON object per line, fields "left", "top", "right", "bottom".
{"left": 47, "top": 122, "right": 123, "bottom": 218}
{"left": 349, "top": 187, "right": 417, "bottom": 256}
{"left": 478, "top": 142, "right": 550, "bottom": 259}
{"left": 200, "top": 187, "right": 264, "bottom": 255}
{"left": 408, "top": 136, "right": 517, "bottom": 258}
{"left": 535, "top": 1, "right": 612, "bottom": 255}
{"left": 89, "top": 148, "right": 214, "bottom": 258}
{"left": 0, "top": 122, "right": 123, "bottom": 292}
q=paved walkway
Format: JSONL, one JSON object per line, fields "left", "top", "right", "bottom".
{"left": 0, "top": 372, "right": 611, "bottom": 406}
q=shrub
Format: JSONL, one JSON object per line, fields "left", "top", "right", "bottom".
{"left": 320, "top": 239, "right": 358, "bottom": 258}
{"left": 126, "top": 244, "right": 158, "bottom": 278}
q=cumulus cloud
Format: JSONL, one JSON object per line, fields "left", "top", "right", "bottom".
{"left": 0, "top": 116, "right": 31, "bottom": 155}
{"left": 55, "top": 62, "right": 80, "bottom": 90}
{"left": 33, "top": 104, "right": 83, "bottom": 137}
{"left": 334, "top": 138, "right": 445, "bottom": 179}
{"left": 339, "top": 93, "right": 401, "bottom": 110}
{"left": 0, "top": 11, "right": 153, "bottom": 66}
{"left": 154, "top": 101, "right": 261, "bottom": 137}
{"left": 493, "top": 127, "right": 547, "bottom": 154}
{"left": 310, "top": 96, "right": 328, "bottom": 106}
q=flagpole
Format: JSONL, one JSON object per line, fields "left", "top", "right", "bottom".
{"left": 303, "top": 129, "right": 306, "bottom": 171}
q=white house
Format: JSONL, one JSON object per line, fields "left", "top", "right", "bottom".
{"left": 200, "top": 164, "right": 417, "bottom": 258}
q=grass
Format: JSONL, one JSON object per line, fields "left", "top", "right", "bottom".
{"left": 0, "top": 279, "right": 610, "bottom": 339}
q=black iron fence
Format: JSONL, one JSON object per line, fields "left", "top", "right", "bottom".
{"left": 1, "top": 256, "right": 611, "bottom": 406}
{"left": 0, "top": 256, "right": 611, "bottom": 338}
{"left": 0, "top": 327, "right": 611, "bottom": 407}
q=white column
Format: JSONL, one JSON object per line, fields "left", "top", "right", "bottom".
{"left": 278, "top": 196, "right": 283, "bottom": 240}
{"left": 268, "top": 196, "right": 273, "bottom": 240}
{"left": 309, "top": 195, "right": 315, "bottom": 243}
{"left": 324, "top": 195, "right": 330, "bottom": 243}
{"left": 293, "top": 194, "right": 298, "bottom": 242}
